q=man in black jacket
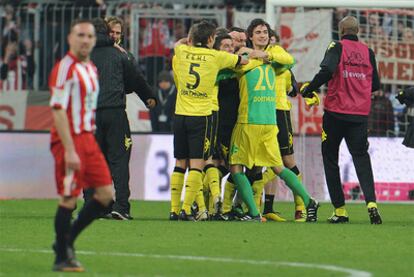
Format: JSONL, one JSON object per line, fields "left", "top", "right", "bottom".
{"left": 396, "top": 87, "right": 414, "bottom": 148}
{"left": 302, "top": 16, "right": 381, "bottom": 224}
{"left": 86, "top": 18, "right": 156, "bottom": 220}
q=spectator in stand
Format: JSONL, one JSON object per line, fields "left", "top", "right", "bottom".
{"left": 382, "top": 13, "right": 393, "bottom": 38}
{"left": 150, "top": 70, "right": 176, "bottom": 133}
{"left": 1, "top": 4, "right": 17, "bottom": 38}
{"left": 74, "top": 0, "right": 107, "bottom": 19}
{"left": 140, "top": 17, "right": 171, "bottom": 87}
{"left": 402, "top": 27, "right": 414, "bottom": 42}
{"left": 397, "top": 22, "right": 406, "bottom": 40}
{"left": 368, "top": 12, "right": 381, "bottom": 28}
{"left": 368, "top": 90, "right": 395, "bottom": 136}
{"left": 75, "top": 0, "right": 106, "bottom": 10}
{"left": 173, "top": 20, "right": 187, "bottom": 41}
{"left": 371, "top": 25, "right": 388, "bottom": 41}
{"left": 0, "top": 29, "right": 34, "bottom": 91}
{"left": 22, "top": 38, "right": 34, "bottom": 89}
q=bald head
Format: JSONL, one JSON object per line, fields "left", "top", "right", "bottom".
{"left": 339, "top": 16, "right": 359, "bottom": 38}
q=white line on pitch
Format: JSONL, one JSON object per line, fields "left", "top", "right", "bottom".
{"left": 0, "top": 247, "right": 371, "bottom": 277}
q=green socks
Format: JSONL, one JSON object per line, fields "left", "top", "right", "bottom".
{"left": 232, "top": 172, "right": 259, "bottom": 216}
{"left": 279, "top": 168, "right": 310, "bottom": 207}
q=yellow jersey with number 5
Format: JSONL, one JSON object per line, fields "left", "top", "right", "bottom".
{"left": 173, "top": 44, "right": 239, "bottom": 116}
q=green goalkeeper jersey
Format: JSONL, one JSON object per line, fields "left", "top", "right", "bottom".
{"left": 236, "top": 63, "right": 276, "bottom": 125}
{"left": 217, "top": 45, "right": 294, "bottom": 125}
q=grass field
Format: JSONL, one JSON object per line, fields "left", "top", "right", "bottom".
{"left": 0, "top": 200, "right": 413, "bottom": 276}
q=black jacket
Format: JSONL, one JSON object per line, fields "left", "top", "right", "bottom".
{"left": 218, "top": 78, "right": 240, "bottom": 128}
{"left": 91, "top": 33, "right": 155, "bottom": 109}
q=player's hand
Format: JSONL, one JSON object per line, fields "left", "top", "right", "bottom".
{"left": 146, "top": 98, "right": 157, "bottom": 109}
{"left": 288, "top": 85, "right": 298, "bottom": 97}
{"left": 174, "top": 38, "right": 188, "bottom": 47}
{"left": 248, "top": 50, "right": 269, "bottom": 61}
{"left": 114, "top": 44, "right": 127, "bottom": 54}
{"left": 239, "top": 55, "right": 249, "bottom": 65}
{"left": 237, "top": 47, "right": 253, "bottom": 56}
{"left": 65, "top": 149, "right": 81, "bottom": 171}
{"left": 300, "top": 82, "right": 317, "bottom": 98}
{"left": 304, "top": 92, "right": 320, "bottom": 107}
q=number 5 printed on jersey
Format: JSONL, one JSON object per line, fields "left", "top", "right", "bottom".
{"left": 186, "top": 63, "right": 201, "bottom": 89}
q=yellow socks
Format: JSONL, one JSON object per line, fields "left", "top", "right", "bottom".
{"left": 222, "top": 178, "right": 236, "bottom": 213}
{"left": 170, "top": 167, "right": 185, "bottom": 214}
{"left": 293, "top": 173, "right": 305, "bottom": 211}
{"left": 205, "top": 165, "right": 221, "bottom": 200}
{"left": 182, "top": 169, "right": 203, "bottom": 215}
{"left": 195, "top": 189, "right": 207, "bottom": 212}
{"left": 252, "top": 178, "right": 265, "bottom": 211}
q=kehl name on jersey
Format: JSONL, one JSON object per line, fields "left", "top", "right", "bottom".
{"left": 185, "top": 53, "right": 208, "bottom": 61}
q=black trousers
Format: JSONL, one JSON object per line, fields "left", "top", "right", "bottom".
{"left": 84, "top": 108, "right": 132, "bottom": 214}
{"left": 322, "top": 112, "right": 376, "bottom": 208}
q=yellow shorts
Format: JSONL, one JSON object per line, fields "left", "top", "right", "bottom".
{"left": 229, "top": 123, "right": 283, "bottom": 169}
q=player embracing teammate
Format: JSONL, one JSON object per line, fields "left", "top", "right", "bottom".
{"left": 170, "top": 19, "right": 320, "bottom": 222}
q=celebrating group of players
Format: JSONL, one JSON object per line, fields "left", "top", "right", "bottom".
{"left": 169, "top": 18, "right": 321, "bottom": 222}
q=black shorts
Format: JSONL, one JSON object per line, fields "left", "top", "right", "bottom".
{"left": 276, "top": 109, "right": 294, "bottom": 156}
{"left": 217, "top": 121, "right": 235, "bottom": 163}
{"left": 173, "top": 114, "right": 212, "bottom": 160}
{"left": 210, "top": 111, "right": 220, "bottom": 159}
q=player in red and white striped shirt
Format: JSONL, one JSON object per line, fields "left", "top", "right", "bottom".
{"left": 48, "top": 19, "right": 113, "bottom": 272}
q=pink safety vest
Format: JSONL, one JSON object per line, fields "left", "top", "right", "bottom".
{"left": 325, "top": 39, "right": 373, "bottom": 115}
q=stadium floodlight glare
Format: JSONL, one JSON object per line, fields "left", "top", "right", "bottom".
{"left": 266, "top": 0, "right": 414, "bottom": 36}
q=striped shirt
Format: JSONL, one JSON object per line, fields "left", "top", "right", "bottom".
{"left": 49, "top": 52, "right": 99, "bottom": 142}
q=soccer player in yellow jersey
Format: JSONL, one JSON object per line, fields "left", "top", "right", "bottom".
{"left": 196, "top": 33, "right": 238, "bottom": 220}
{"left": 228, "top": 18, "right": 320, "bottom": 221}
{"left": 169, "top": 21, "right": 246, "bottom": 220}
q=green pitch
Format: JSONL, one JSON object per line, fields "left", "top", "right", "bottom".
{"left": 0, "top": 200, "right": 413, "bottom": 276}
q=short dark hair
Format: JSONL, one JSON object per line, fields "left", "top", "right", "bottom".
{"left": 91, "top": 17, "right": 108, "bottom": 35}
{"left": 70, "top": 18, "right": 94, "bottom": 32}
{"left": 192, "top": 21, "right": 217, "bottom": 47}
{"left": 229, "top": 26, "right": 245, "bottom": 33}
{"left": 246, "top": 18, "right": 271, "bottom": 39}
{"left": 215, "top": 27, "right": 229, "bottom": 37}
{"left": 213, "top": 34, "right": 232, "bottom": 50}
